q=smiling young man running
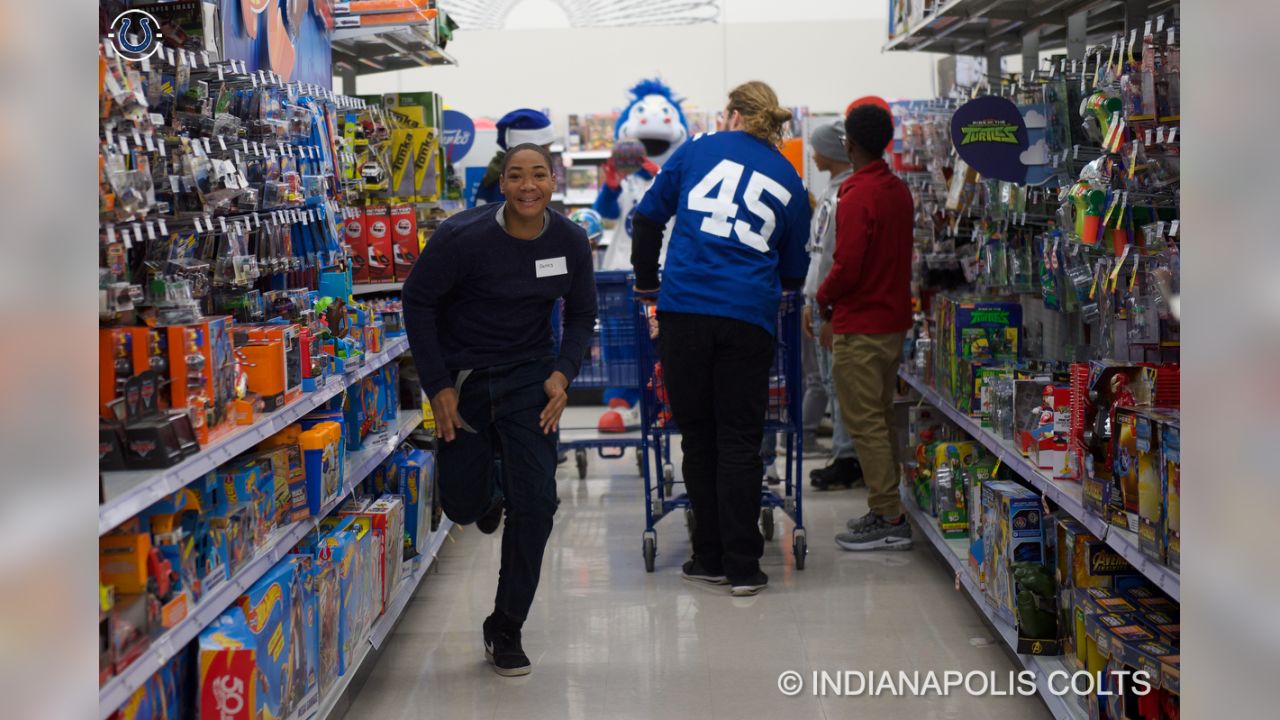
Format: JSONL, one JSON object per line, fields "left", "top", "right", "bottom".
{"left": 403, "top": 144, "right": 598, "bottom": 676}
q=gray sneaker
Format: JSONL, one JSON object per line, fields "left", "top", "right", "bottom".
{"left": 836, "top": 513, "right": 913, "bottom": 551}
{"left": 846, "top": 511, "right": 878, "bottom": 532}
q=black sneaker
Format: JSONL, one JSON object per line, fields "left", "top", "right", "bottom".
{"left": 728, "top": 570, "right": 768, "bottom": 597}
{"left": 483, "top": 613, "right": 531, "bottom": 677}
{"left": 681, "top": 558, "right": 728, "bottom": 586}
{"left": 475, "top": 496, "right": 504, "bottom": 535}
{"left": 810, "top": 457, "right": 863, "bottom": 491}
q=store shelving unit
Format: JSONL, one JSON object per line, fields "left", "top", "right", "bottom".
{"left": 98, "top": 407, "right": 423, "bottom": 720}
{"left": 562, "top": 149, "right": 612, "bottom": 162}
{"left": 902, "top": 487, "right": 1087, "bottom": 720}
{"left": 352, "top": 281, "right": 405, "bottom": 295}
{"left": 898, "top": 369, "right": 1179, "bottom": 601}
{"left": 332, "top": 23, "right": 456, "bottom": 77}
{"left": 99, "top": 336, "right": 411, "bottom": 536}
{"left": 305, "top": 516, "right": 454, "bottom": 720}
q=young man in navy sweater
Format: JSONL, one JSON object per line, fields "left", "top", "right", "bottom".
{"left": 403, "top": 144, "right": 597, "bottom": 676}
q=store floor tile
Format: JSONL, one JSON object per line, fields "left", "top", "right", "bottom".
{"left": 345, "top": 409, "right": 1050, "bottom": 720}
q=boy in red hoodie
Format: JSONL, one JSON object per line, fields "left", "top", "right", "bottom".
{"left": 816, "top": 105, "right": 915, "bottom": 551}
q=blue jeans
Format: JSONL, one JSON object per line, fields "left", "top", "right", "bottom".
{"left": 439, "top": 356, "right": 559, "bottom": 623}
{"left": 814, "top": 314, "right": 857, "bottom": 460}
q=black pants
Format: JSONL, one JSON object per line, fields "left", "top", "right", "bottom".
{"left": 659, "top": 312, "right": 775, "bottom": 580}
{"left": 438, "top": 357, "right": 559, "bottom": 624}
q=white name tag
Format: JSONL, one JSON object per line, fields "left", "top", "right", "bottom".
{"left": 535, "top": 257, "right": 568, "bottom": 278}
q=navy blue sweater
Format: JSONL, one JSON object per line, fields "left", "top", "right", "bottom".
{"left": 403, "top": 203, "right": 598, "bottom": 398}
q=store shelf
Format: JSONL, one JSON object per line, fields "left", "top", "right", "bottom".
{"left": 898, "top": 369, "right": 1180, "bottom": 601}
{"left": 99, "top": 336, "right": 410, "bottom": 536}
{"left": 306, "top": 517, "right": 454, "bottom": 720}
{"left": 98, "top": 405, "right": 423, "bottom": 720}
{"left": 562, "top": 189, "right": 599, "bottom": 206}
{"left": 352, "top": 282, "right": 404, "bottom": 295}
{"left": 904, "top": 488, "right": 1087, "bottom": 720}
{"left": 332, "top": 22, "right": 456, "bottom": 76}
{"left": 882, "top": 0, "right": 1151, "bottom": 58}
{"left": 562, "top": 149, "right": 612, "bottom": 161}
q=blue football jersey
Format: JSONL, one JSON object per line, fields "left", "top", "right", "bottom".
{"left": 635, "top": 130, "right": 811, "bottom": 334}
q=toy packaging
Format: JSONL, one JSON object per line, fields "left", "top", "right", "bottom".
{"left": 1162, "top": 422, "right": 1180, "bottom": 572}
{"left": 1135, "top": 410, "right": 1178, "bottom": 564}
{"left": 390, "top": 204, "right": 419, "bottom": 281}
{"left": 318, "top": 519, "right": 363, "bottom": 675}
{"left": 351, "top": 496, "right": 405, "bottom": 615}
{"left": 981, "top": 481, "right": 1045, "bottom": 617}
{"left": 199, "top": 562, "right": 301, "bottom": 720}
{"left": 395, "top": 448, "right": 435, "bottom": 558}
{"left": 346, "top": 208, "right": 369, "bottom": 283}
{"left": 364, "top": 206, "right": 394, "bottom": 282}
{"left": 301, "top": 422, "right": 344, "bottom": 515}
{"left": 287, "top": 555, "right": 321, "bottom": 717}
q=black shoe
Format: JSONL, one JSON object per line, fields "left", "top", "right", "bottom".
{"left": 728, "top": 570, "right": 768, "bottom": 597}
{"left": 810, "top": 457, "right": 863, "bottom": 491}
{"left": 476, "top": 496, "right": 504, "bottom": 534}
{"left": 681, "top": 558, "right": 728, "bottom": 586}
{"left": 483, "top": 613, "right": 531, "bottom": 677}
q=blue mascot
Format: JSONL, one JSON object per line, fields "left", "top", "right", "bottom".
{"left": 475, "top": 108, "right": 557, "bottom": 205}
{"left": 594, "top": 79, "right": 689, "bottom": 432}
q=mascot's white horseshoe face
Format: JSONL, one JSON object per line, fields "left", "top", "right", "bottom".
{"left": 618, "top": 94, "right": 688, "bottom": 165}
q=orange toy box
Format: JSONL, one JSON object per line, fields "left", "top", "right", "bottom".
{"left": 364, "top": 206, "right": 394, "bottom": 282}
{"left": 165, "top": 317, "right": 237, "bottom": 445}
{"left": 99, "top": 327, "right": 150, "bottom": 420}
{"left": 233, "top": 324, "right": 304, "bottom": 409}
{"left": 390, "top": 204, "right": 419, "bottom": 281}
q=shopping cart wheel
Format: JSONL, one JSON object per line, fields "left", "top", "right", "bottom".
{"left": 684, "top": 507, "right": 696, "bottom": 543}
{"left": 643, "top": 531, "right": 657, "bottom": 572}
{"left": 760, "top": 508, "right": 775, "bottom": 541}
{"left": 575, "top": 449, "right": 588, "bottom": 479}
{"left": 663, "top": 463, "right": 675, "bottom": 496}
{"left": 793, "top": 528, "right": 807, "bottom": 570}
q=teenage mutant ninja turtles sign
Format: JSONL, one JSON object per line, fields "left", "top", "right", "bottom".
{"left": 950, "top": 96, "right": 1030, "bottom": 183}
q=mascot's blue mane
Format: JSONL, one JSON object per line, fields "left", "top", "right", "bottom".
{"left": 614, "top": 78, "right": 689, "bottom": 137}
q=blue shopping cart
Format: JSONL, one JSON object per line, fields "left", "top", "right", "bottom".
{"left": 554, "top": 271, "right": 648, "bottom": 479}
{"left": 635, "top": 291, "right": 807, "bottom": 572}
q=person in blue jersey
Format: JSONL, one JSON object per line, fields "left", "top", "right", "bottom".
{"left": 631, "top": 81, "right": 811, "bottom": 596}
{"left": 403, "top": 144, "right": 597, "bottom": 676}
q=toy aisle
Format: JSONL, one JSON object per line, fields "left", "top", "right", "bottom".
{"left": 98, "top": 2, "right": 1181, "bottom": 720}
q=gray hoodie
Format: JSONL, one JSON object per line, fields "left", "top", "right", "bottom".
{"left": 803, "top": 168, "right": 854, "bottom": 305}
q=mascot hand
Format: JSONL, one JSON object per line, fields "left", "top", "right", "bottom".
{"left": 602, "top": 158, "right": 623, "bottom": 190}
{"left": 641, "top": 159, "right": 660, "bottom": 177}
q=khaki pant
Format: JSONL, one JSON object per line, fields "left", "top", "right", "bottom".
{"left": 832, "top": 331, "right": 906, "bottom": 518}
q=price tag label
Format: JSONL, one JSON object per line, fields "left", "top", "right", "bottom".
{"left": 1145, "top": 128, "right": 1153, "bottom": 145}
{"left": 159, "top": 218, "right": 168, "bottom": 235}
{"left": 201, "top": 51, "right": 210, "bottom": 67}
{"left": 105, "top": 224, "right": 117, "bottom": 245}
{"left": 1169, "top": 220, "right": 1179, "bottom": 237}
{"left": 218, "top": 135, "right": 227, "bottom": 151}
{"left": 1145, "top": 20, "right": 1152, "bottom": 36}
{"left": 218, "top": 216, "right": 228, "bottom": 233}
{"left": 166, "top": 48, "right": 176, "bottom": 65}
{"left": 145, "top": 133, "right": 156, "bottom": 152}
{"left": 146, "top": 221, "right": 157, "bottom": 241}
{"left": 140, "top": 56, "right": 151, "bottom": 73}
{"left": 202, "top": 137, "right": 212, "bottom": 154}
{"left": 1157, "top": 15, "right": 1166, "bottom": 33}
{"left": 169, "top": 175, "right": 180, "bottom": 193}
{"left": 1168, "top": 127, "right": 1177, "bottom": 143}
{"left": 1156, "top": 126, "right": 1166, "bottom": 144}
{"left": 132, "top": 128, "right": 143, "bottom": 147}
{"left": 253, "top": 212, "right": 260, "bottom": 228}
{"left": 216, "top": 64, "right": 225, "bottom": 81}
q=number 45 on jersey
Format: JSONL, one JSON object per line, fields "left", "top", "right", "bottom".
{"left": 688, "top": 159, "right": 792, "bottom": 253}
